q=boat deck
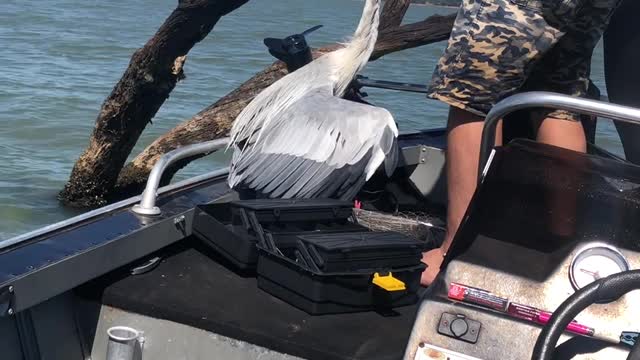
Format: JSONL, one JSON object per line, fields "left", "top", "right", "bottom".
{"left": 80, "top": 238, "right": 419, "bottom": 360}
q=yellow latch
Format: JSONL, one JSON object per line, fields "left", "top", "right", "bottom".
{"left": 372, "top": 272, "right": 406, "bottom": 292}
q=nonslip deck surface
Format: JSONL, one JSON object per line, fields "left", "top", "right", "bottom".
{"left": 84, "top": 238, "right": 419, "bottom": 360}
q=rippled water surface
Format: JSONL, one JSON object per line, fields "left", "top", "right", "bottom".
{"left": 0, "top": 0, "right": 619, "bottom": 239}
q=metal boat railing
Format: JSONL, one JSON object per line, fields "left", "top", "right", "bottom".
{"left": 0, "top": 168, "right": 229, "bottom": 250}
{"left": 132, "top": 138, "right": 230, "bottom": 216}
{"left": 479, "top": 92, "right": 640, "bottom": 181}
{"left": 1, "top": 138, "right": 231, "bottom": 249}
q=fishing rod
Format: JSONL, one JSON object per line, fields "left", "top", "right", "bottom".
{"left": 354, "top": 75, "right": 429, "bottom": 94}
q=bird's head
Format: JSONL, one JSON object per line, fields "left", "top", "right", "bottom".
{"left": 264, "top": 25, "right": 323, "bottom": 72}
{"left": 281, "top": 34, "right": 309, "bottom": 55}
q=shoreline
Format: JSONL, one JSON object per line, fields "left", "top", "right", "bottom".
{"left": 350, "top": 0, "right": 459, "bottom": 8}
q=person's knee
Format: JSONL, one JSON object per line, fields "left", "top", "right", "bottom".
{"left": 537, "top": 117, "right": 586, "bottom": 153}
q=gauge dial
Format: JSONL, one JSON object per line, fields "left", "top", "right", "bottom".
{"left": 569, "top": 243, "right": 630, "bottom": 291}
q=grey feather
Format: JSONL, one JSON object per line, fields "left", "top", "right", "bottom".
{"left": 249, "top": 154, "right": 290, "bottom": 188}
{"left": 297, "top": 164, "right": 339, "bottom": 198}
{"left": 271, "top": 160, "right": 315, "bottom": 198}
{"left": 261, "top": 157, "right": 305, "bottom": 194}
{"left": 281, "top": 161, "right": 323, "bottom": 198}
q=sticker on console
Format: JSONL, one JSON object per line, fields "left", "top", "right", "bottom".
{"left": 415, "top": 343, "right": 483, "bottom": 360}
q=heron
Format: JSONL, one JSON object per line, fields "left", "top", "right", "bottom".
{"left": 227, "top": 0, "right": 397, "bottom": 200}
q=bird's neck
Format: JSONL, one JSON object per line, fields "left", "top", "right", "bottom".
{"left": 333, "top": 0, "right": 380, "bottom": 96}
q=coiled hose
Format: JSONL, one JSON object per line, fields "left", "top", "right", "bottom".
{"left": 532, "top": 270, "right": 640, "bottom": 360}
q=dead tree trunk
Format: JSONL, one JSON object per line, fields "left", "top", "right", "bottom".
{"left": 379, "top": 0, "right": 411, "bottom": 31}
{"left": 115, "top": 13, "right": 456, "bottom": 196}
{"left": 59, "top": 0, "right": 249, "bottom": 207}
{"left": 372, "top": 14, "right": 454, "bottom": 60}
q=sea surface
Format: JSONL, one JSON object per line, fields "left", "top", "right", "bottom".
{"left": 0, "top": 0, "right": 620, "bottom": 239}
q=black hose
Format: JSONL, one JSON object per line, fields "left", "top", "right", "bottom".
{"left": 531, "top": 270, "right": 640, "bottom": 360}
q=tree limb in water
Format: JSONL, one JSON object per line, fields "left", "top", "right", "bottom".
{"left": 115, "top": 12, "right": 457, "bottom": 195}
{"left": 59, "top": 0, "right": 249, "bottom": 208}
{"left": 379, "top": 0, "right": 411, "bottom": 31}
{"left": 372, "top": 13, "right": 455, "bottom": 60}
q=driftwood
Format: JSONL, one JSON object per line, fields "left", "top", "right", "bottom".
{"left": 371, "top": 13, "right": 454, "bottom": 60}
{"left": 59, "top": 0, "right": 249, "bottom": 207}
{"left": 379, "top": 0, "right": 411, "bottom": 31}
{"left": 115, "top": 12, "right": 456, "bottom": 196}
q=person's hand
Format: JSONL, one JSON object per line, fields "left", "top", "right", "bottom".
{"left": 420, "top": 247, "right": 445, "bottom": 286}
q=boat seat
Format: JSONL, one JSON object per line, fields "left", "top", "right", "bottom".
{"left": 79, "top": 238, "right": 418, "bottom": 360}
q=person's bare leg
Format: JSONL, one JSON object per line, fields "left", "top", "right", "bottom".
{"left": 536, "top": 117, "right": 586, "bottom": 152}
{"left": 421, "top": 106, "right": 501, "bottom": 286}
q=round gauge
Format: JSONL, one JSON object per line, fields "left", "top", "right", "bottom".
{"left": 569, "top": 243, "right": 630, "bottom": 291}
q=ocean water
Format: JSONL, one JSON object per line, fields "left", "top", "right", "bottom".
{"left": 0, "top": 0, "right": 620, "bottom": 239}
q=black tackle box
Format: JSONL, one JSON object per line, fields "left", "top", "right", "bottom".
{"left": 295, "top": 232, "right": 426, "bottom": 272}
{"left": 193, "top": 199, "right": 428, "bottom": 314}
{"left": 192, "top": 199, "right": 362, "bottom": 269}
{"left": 257, "top": 230, "right": 426, "bottom": 315}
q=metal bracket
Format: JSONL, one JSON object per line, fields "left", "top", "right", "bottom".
{"left": 174, "top": 215, "right": 187, "bottom": 235}
{"left": 621, "top": 331, "right": 639, "bottom": 348}
{"left": 0, "top": 285, "right": 15, "bottom": 317}
{"left": 419, "top": 146, "right": 428, "bottom": 164}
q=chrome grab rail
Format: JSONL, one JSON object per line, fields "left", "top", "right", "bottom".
{"left": 132, "top": 138, "right": 230, "bottom": 216}
{"left": 1, "top": 138, "right": 230, "bottom": 249}
{"left": 0, "top": 167, "right": 229, "bottom": 250}
{"left": 479, "top": 92, "right": 640, "bottom": 181}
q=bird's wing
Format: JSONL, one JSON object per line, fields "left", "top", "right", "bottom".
{"left": 228, "top": 86, "right": 398, "bottom": 200}
{"left": 228, "top": 56, "right": 333, "bottom": 151}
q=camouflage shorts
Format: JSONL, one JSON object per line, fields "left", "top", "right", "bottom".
{"left": 427, "top": 0, "right": 621, "bottom": 121}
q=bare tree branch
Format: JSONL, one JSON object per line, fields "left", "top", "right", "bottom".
{"left": 59, "top": 0, "right": 249, "bottom": 207}
{"left": 372, "top": 13, "right": 455, "bottom": 60}
{"left": 379, "top": 0, "right": 411, "bottom": 31}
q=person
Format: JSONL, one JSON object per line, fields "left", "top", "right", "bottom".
{"left": 604, "top": 0, "right": 640, "bottom": 165}
{"left": 420, "top": 0, "right": 621, "bottom": 286}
